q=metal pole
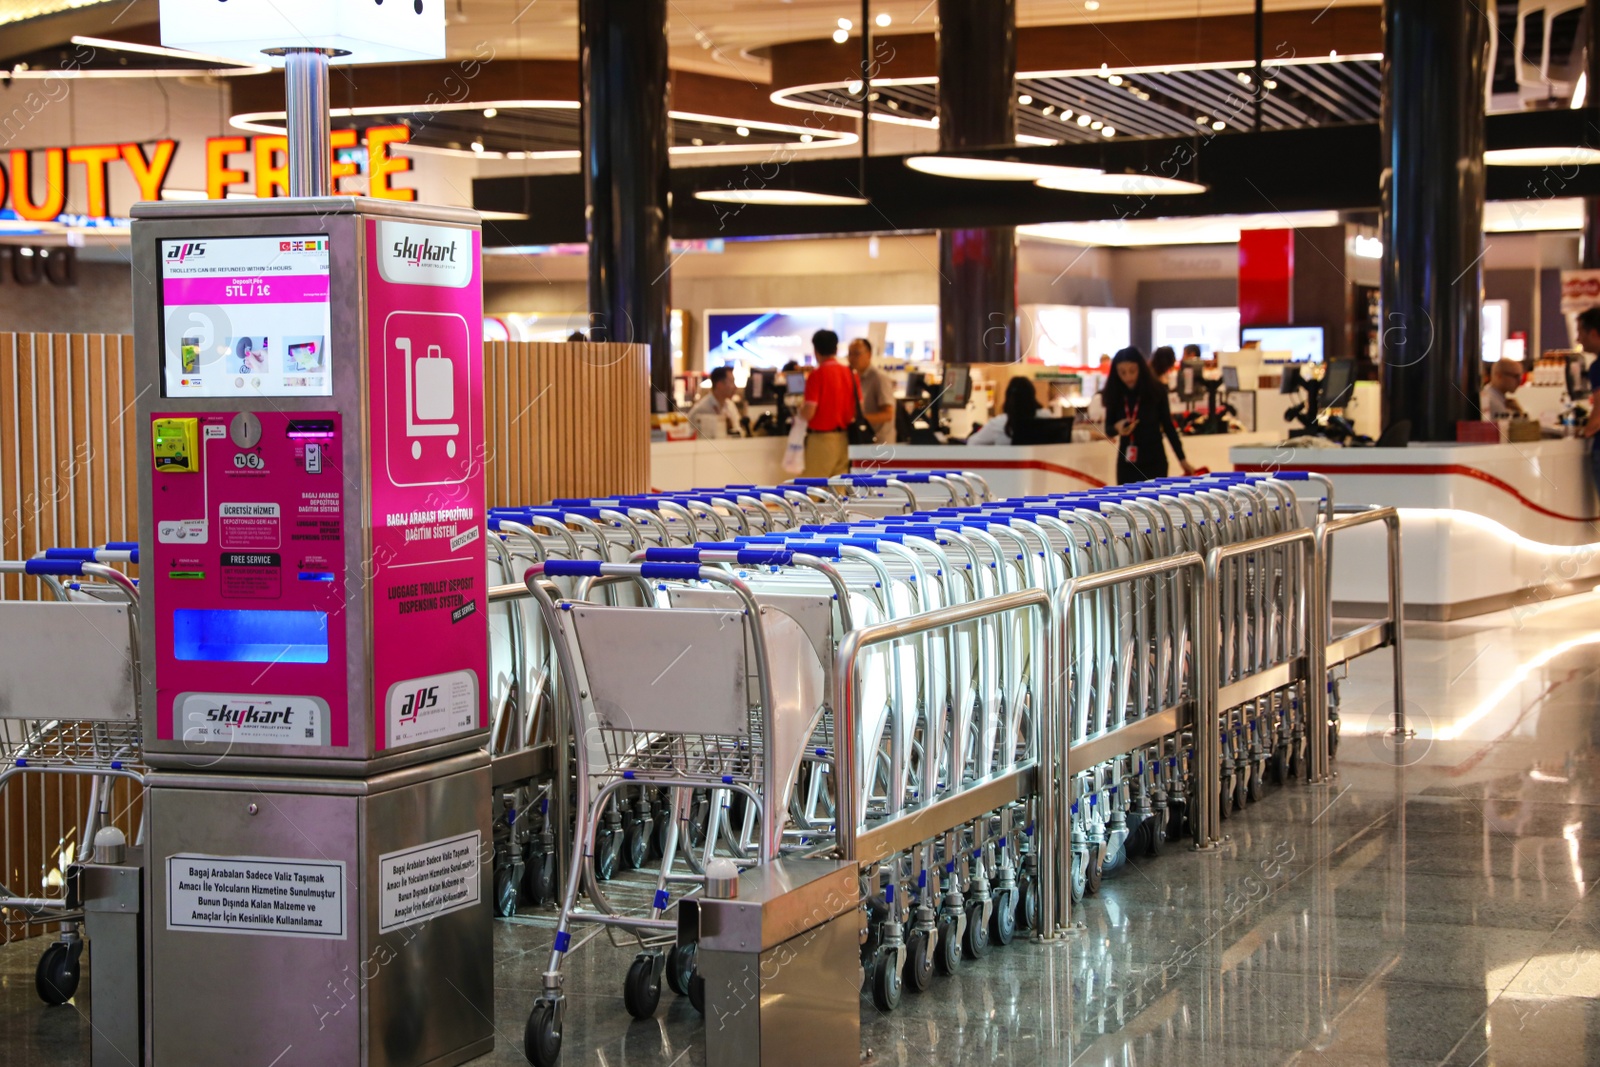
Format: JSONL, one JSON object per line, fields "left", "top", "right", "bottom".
{"left": 1385, "top": 512, "right": 1407, "bottom": 736}
{"left": 279, "top": 48, "right": 335, "bottom": 198}
{"left": 860, "top": 0, "right": 871, "bottom": 197}
{"left": 1253, "top": 0, "right": 1264, "bottom": 132}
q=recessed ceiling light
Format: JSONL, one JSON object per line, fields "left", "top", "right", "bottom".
{"left": 833, "top": 28, "right": 849, "bottom": 43}
{"left": 1090, "top": 120, "right": 1103, "bottom": 130}
{"left": 1485, "top": 146, "right": 1600, "bottom": 166}
{"left": 1101, "top": 126, "right": 1115, "bottom": 137}
{"left": 1018, "top": 94, "right": 1033, "bottom": 105}
{"left": 694, "top": 189, "right": 869, "bottom": 206}
{"left": 1237, "top": 72, "right": 1251, "bottom": 84}
{"left": 1042, "top": 105, "right": 1055, "bottom": 115}
{"left": 736, "top": 126, "right": 750, "bottom": 137}
{"left": 1329, "top": 49, "right": 1338, "bottom": 58}
{"left": 1061, "top": 109, "right": 1074, "bottom": 120}
{"left": 1212, "top": 120, "right": 1225, "bottom": 131}
{"left": 848, "top": 80, "right": 863, "bottom": 94}
{"left": 1107, "top": 75, "right": 1123, "bottom": 86}
{"left": 1085, "top": 0, "right": 1100, "bottom": 8}
{"left": 875, "top": 12, "right": 891, "bottom": 26}
{"left": 1196, "top": 115, "right": 1210, "bottom": 126}
{"left": 837, "top": 17, "right": 852, "bottom": 29}
{"left": 904, "top": 155, "right": 1105, "bottom": 182}
{"left": 800, "top": 133, "right": 814, "bottom": 142}
{"left": 483, "top": 107, "right": 498, "bottom": 118}
{"left": 1037, "top": 172, "right": 1208, "bottom": 195}
{"left": 691, "top": 137, "right": 704, "bottom": 146}
{"left": 1263, "top": 78, "right": 1278, "bottom": 89}
{"left": 887, "top": 100, "right": 899, "bottom": 110}
{"left": 471, "top": 140, "right": 485, "bottom": 153}
{"left": 1078, "top": 113, "right": 1092, "bottom": 126}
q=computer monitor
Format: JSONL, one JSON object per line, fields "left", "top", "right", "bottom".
{"left": 1241, "top": 325, "right": 1325, "bottom": 364}
{"left": 1319, "top": 358, "right": 1356, "bottom": 410}
{"left": 1219, "top": 366, "right": 1240, "bottom": 391}
{"left": 745, "top": 367, "right": 777, "bottom": 403}
{"left": 1566, "top": 353, "right": 1591, "bottom": 399}
{"left": 905, "top": 371, "right": 927, "bottom": 399}
{"left": 784, "top": 371, "right": 806, "bottom": 396}
{"left": 942, "top": 365, "right": 973, "bottom": 407}
{"left": 1279, "top": 365, "right": 1305, "bottom": 394}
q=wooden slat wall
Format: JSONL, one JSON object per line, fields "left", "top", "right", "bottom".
{"left": 481, "top": 342, "right": 652, "bottom": 507}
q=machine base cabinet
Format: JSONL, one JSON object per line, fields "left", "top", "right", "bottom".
{"left": 145, "top": 753, "right": 493, "bottom": 1067}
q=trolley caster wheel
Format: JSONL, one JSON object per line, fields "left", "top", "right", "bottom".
{"left": 1016, "top": 874, "right": 1040, "bottom": 932}
{"left": 1270, "top": 748, "right": 1289, "bottom": 786}
{"left": 667, "top": 941, "right": 697, "bottom": 997}
{"left": 618, "top": 812, "right": 639, "bottom": 872}
{"left": 524, "top": 999, "right": 562, "bottom": 1067}
{"left": 935, "top": 914, "right": 961, "bottom": 975}
{"left": 871, "top": 947, "right": 903, "bottom": 1010}
{"left": 1146, "top": 817, "right": 1166, "bottom": 857}
{"left": 990, "top": 889, "right": 1016, "bottom": 946}
{"left": 35, "top": 940, "right": 80, "bottom": 1005}
{"left": 595, "top": 828, "right": 621, "bottom": 881}
{"left": 963, "top": 903, "right": 991, "bottom": 959}
{"left": 628, "top": 818, "right": 652, "bottom": 871}
{"left": 1247, "top": 765, "right": 1264, "bottom": 803}
{"left": 1085, "top": 845, "right": 1103, "bottom": 896}
{"left": 688, "top": 973, "right": 705, "bottom": 1015}
{"left": 1069, "top": 851, "right": 1088, "bottom": 904}
{"left": 1218, "top": 783, "right": 1232, "bottom": 821}
{"left": 495, "top": 864, "right": 521, "bottom": 918}
{"left": 1234, "top": 774, "right": 1248, "bottom": 811}
{"left": 623, "top": 953, "right": 662, "bottom": 1020}
{"left": 526, "top": 850, "right": 555, "bottom": 907}
{"left": 1166, "top": 802, "right": 1188, "bottom": 843}
{"left": 1329, "top": 719, "right": 1341, "bottom": 759}
{"left": 1288, "top": 747, "right": 1302, "bottom": 781}
{"left": 903, "top": 929, "right": 934, "bottom": 992}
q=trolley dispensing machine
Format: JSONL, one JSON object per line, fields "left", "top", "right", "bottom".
{"left": 132, "top": 197, "right": 493, "bottom": 1066}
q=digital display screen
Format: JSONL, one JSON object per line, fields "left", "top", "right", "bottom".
{"left": 172, "top": 608, "right": 329, "bottom": 664}
{"left": 1241, "top": 325, "right": 1324, "bottom": 364}
{"left": 160, "top": 235, "right": 333, "bottom": 398}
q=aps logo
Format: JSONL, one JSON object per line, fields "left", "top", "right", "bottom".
{"left": 398, "top": 685, "right": 440, "bottom": 724}
{"left": 166, "top": 242, "right": 206, "bottom": 264}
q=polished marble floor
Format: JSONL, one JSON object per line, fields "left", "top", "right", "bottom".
{"left": 8, "top": 591, "right": 1600, "bottom": 1065}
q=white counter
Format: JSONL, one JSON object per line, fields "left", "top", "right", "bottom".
{"left": 1231, "top": 439, "right": 1600, "bottom": 619}
{"left": 650, "top": 431, "right": 1281, "bottom": 496}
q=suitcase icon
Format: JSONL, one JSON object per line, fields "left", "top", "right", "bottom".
{"left": 397, "top": 337, "right": 460, "bottom": 459}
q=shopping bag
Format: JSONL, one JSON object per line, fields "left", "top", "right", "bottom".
{"left": 782, "top": 412, "right": 808, "bottom": 474}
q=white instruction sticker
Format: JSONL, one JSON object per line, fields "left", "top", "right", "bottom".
{"left": 177, "top": 692, "right": 328, "bottom": 747}
{"left": 167, "top": 854, "right": 346, "bottom": 939}
{"left": 386, "top": 669, "right": 478, "bottom": 747}
{"left": 449, "top": 524, "right": 480, "bottom": 552}
{"left": 378, "top": 831, "right": 482, "bottom": 933}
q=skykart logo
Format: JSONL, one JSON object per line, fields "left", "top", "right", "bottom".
{"left": 392, "top": 234, "right": 460, "bottom": 268}
{"left": 166, "top": 241, "right": 206, "bottom": 264}
{"left": 207, "top": 702, "right": 296, "bottom": 727}
{"left": 375, "top": 220, "right": 472, "bottom": 288}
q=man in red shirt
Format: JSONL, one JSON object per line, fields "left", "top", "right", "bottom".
{"left": 801, "top": 329, "right": 855, "bottom": 477}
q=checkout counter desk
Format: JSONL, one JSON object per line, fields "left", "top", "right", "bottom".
{"left": 1232, "top": 438, "right": 1600, "bottom": 620}
{"left": 649, "top": 430, "right": 1282, "bottom": 499}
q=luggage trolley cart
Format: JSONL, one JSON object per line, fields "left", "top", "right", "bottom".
{"left": 516, "top": 558, "right": 811, "bottom": 1067}
{"left": 0, "top": 555, "right": 143, "bottom": 1005}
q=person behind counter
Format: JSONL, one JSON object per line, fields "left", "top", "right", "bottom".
{"left": 966, "top": 377, "right": 1041, "bottom": 445}
{"left": 1101, "top": 346, "right": 1197, "bottom": 483}
{"left": 1577, "top": 309, "right": 1600, "bottom": 491}
{"left": 800, "top": 329, "right": 855, "bottom": 477}
{"left": 687, "top": 366, "right": 743, "bottom": 438}
{"left": 847, "top": 338, "right": 897, "bottom": 444}
{"left": 1150, "top": 346, "right": 1177, "bottom": 386}
{"left": 1480, "top": 358, "right": 1525, "bottom": 418}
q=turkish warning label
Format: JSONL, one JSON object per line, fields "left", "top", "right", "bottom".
{"left": 167, "top": 854, "right": 346, "bottom": 939}
{"left": 378, "top": 831, "right": 481, "bottom": 933}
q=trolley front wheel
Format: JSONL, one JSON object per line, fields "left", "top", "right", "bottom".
{"left": 871, "top": 947, "right": 902, "bottom": 1011}
{"left": 595, "top": 827, "right": 622, "bottom": 881}
{"left": 35, "top": 940, "right": 80, "bottom": 1005}
{"left": 990, "top": 889, "right": 1016, "bottom": 946}
{"left": 623, "top": 953, "right": 662, "bottom": 1019}
{"left": 524, "top": 1000, "right": 562, "bottom": 1067}
{"left": 904, "top": 929, "right": 934, "bottom": 992}
{"left": 667, "top": 941, "right": 697, "bottom": 997}
{"left": 688, "top": 973, "right": 705, "bottom": 1015}
{"left": 626, "top": 818, "right": 651, "bottom": 870}
{"left": 495, "top": 865, "right": 521, "bottom": 918}
{"left": 1085, "top": 845, "right": 1103, "bottom": 896}
{"left": 524, "top": 849, "right": 555, "bottom": 908}
{"left": 935, "top": 914, "right": 961, "bottom": 975}
{"left": 963, "top": 902, "right": 991, "bottom": 959}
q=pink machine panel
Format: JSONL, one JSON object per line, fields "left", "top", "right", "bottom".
{"left": 151, "top": 410, "right": 349, "bottom": 749}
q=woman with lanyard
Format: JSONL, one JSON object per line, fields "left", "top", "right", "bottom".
{"left": 1101, "top": 346, "right": 1196, "bottom": 484}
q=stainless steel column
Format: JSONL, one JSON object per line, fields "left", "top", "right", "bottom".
{"left": 1581, "top": 0, "right": 1600, "bottom": 268}
{"left": 937, "top": 0, "right": 1017, "bottom": 364}
{"left": 276, "top": 48, "right": 337, "bottom": 198}
{"left": 1378, "top": 0, "right": 1490, "bottom": 439}
{"left": 581, "top": 0, "right": 672, "bottom": 406}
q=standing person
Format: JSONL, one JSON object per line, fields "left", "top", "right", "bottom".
{"left": 847, "top": 338, "right": 897, "bottom": 444}
{"left": 1182, "top": 343, "right": 1203, "bottom": 363}
{"left": 1575, "top": 309, "right": 1600, "bottom": 494}
{"left": 800, "top": 329, "right": 854, "bottom": 477}
{"left": 1101, "top": 346, "right": 1197, "bottom": 484}
{"left": 1150, "top": 345, "right": 1178, "bottom": 386}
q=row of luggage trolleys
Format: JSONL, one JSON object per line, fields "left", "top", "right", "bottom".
{"left": 481, "top": 469, "right": 1403, "bottom": 1067}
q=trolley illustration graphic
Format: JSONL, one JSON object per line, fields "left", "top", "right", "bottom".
{"left": 397, "top": 336, "right": 460, "bottom": 459}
